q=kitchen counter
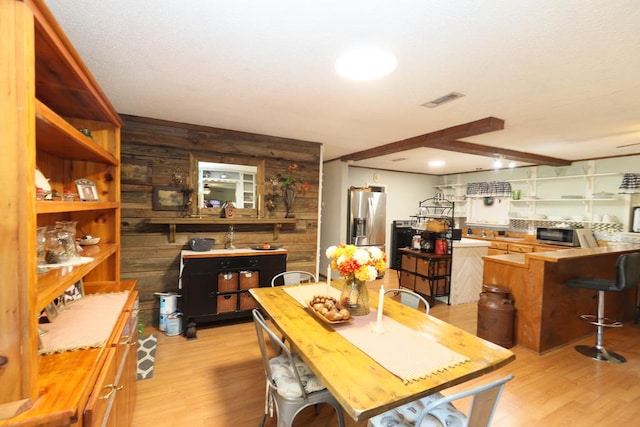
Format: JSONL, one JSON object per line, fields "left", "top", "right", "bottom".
{"left": 482, "top": 243, "right": 640, "bottom": 353}
{"left": 452, "top": 237, "right": 491, "bottom": 248}
{"left": 450, "top": 238, "right": 490, "bottom": 304}
{"left": 181, "top": 247, "right": 288, "bottom": 258}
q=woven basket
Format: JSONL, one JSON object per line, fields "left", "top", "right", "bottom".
{"left": 425, "top": 219, "right": 449, "bottom": 233}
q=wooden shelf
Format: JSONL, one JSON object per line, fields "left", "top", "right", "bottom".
{"left": 36, "top": 200, "right": 119, "bottom": 214}
{"left": 35, "top": 101, "right": 118, "bottom": 165}
{"left": 36, "top": 243, "right": 119, "bottom": 312}
{"left": 147, "top": 217, "right": 297, "bottom": 242}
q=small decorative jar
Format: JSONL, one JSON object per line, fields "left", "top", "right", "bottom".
{"left": 36, "top": 187, "right": 45, "bottom": 201}
{"left": 61, "top": 190, "right": 75, "bottom": 202}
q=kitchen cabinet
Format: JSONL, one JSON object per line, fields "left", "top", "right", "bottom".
{"left": 475, "top": 237, "right": 566, "bottom": 255}
{"left": 181, "top": 250, "right": 287, "bottom": 324}
{"left": 506, "top": 242, "right": 534, "bottom": 254}
{"left": 1, "top": 0, "right": 132, "bottom": 424}
{"left": 487, "top": 241, "right": 509, "bottom": 255}
{"left": 82, "top": 286, "right": 138, "bottom": 427}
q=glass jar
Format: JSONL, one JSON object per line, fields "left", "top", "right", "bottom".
{"left": 36, "top": 187, "right": 45, "bottom": 201}
{"left": 36, "top": 226, "right": 47, "bottom": 265}
{"left": 339, "top": 276, "right": 370, "bottom": 316}
{"left": 61, "top": 190, "right": 75, "bottom": 201}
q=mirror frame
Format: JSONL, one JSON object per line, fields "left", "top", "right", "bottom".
{"left": 189, "top": 153, "right": 265, "bottom": 217}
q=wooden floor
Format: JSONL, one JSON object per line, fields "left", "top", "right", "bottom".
{"left": 132, "top": 275, "right": 640, "bottom": 426}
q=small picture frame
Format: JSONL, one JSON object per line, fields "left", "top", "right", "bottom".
{"left": 63, "top": 280, "right": 84, "bottom": 304}
{"left": 75, "top": 178, "right": 99, "bottom": 201}
{"left": 152, "top": 186, "right": 187, "bottom": 211}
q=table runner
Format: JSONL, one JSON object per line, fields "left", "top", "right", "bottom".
{"left": 39, "top": 291, "right": 129, "bottom": 354}
{"left": 283, "top": 284, "right": 469, "bottom": 384}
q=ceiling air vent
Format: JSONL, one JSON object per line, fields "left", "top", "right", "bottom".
{"left": 421, "top": 92, "right": 465, "bottom": 108}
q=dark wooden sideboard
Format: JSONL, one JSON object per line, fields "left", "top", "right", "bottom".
{"left": 398, "top": 248, "right": 452, "bottom": 305}
{"left": 180, "top": 249, "right": 287, "bottom": 324}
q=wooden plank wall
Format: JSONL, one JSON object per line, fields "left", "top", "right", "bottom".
{"left": 119, "top": 115, "right": 321, "bottom": 326}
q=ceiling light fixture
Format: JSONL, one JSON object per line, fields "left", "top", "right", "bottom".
{"left": 493, "top": 156, "right": 504, "bottom": 169}
{"left": 428, "top": 160, "right": 445, "bottom": 167}
{"left": 492, "top": 155, "right": 515, "bottom": 169}
{"left": 335, "top": 47, "right": 397, "bottom": 81}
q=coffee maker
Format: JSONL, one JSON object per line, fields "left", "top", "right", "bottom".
{"left": 419, "top": 231, "right": 436, "bottom": 252}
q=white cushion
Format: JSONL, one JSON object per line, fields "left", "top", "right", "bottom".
{"left": 368, "top": 393, "right": 466, "bottom": 427}
{"left": 269, "top": 354, "right": 326, "bottom": 398}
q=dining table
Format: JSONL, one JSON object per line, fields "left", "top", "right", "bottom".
{"left": 249, "top": 281, "right": 515, "bottom": 422}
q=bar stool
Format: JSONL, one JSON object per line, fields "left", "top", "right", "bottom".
{"left": 567, "top": 252, "right": 640, "bottom": 363}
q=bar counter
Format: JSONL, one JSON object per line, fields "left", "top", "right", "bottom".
{"left": 482, "top": 243, "right": 640, "bottom": 353}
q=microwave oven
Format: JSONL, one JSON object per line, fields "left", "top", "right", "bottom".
{"left": 536, "top": 227, "right": 580, "bottom": 247}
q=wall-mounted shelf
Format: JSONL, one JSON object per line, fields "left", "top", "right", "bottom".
{"left": 148, "top": 217, "right": 297, "bottom": 242}
{"left": 506, "top": 172, "right": 622, "bottom": 183}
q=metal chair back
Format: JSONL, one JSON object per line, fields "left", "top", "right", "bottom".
{"left": 384, "top": 288, "right": 430, "bottom": 314}
{"left": 270, "top": 271, "right": 317, "bottom": 287}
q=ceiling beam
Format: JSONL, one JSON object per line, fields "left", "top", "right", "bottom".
{"left": 339, "top": 117, "right": 505, "bottom": 162}
{"left": 339, "top": 116, "right": 571, "bottom": 167}
{"left": 444, "top": 140, "right": 571, "bottom": 166}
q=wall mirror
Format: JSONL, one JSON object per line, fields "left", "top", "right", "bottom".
{"left": 189, "top": 154, "right": 265, "bottom": 215}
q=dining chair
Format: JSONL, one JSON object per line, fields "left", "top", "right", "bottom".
{"left": 384, "top": 288, "right": 430, "bottom": 314}
{"left": 252, "top": 309, "right": 345, "bottom": 427}
{"left": 270, "top": 271, "right": 317, "bottom": 287}
{"left": 368, "top": 374, "right": 514, "bottom": 427}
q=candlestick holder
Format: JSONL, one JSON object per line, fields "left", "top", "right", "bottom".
{"left": 371, "top": 323, "right": 387, "bottom": 334}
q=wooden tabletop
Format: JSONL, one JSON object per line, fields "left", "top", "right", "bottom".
{"left": 249, "top": 282, "right": 515, "bottom": 421}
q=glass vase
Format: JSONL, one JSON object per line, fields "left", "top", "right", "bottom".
{"left": 340, "top": 276, "right": 370, "bottom": 316}
{"left": 282, "top": 185, "right": 297, "bottom": 218}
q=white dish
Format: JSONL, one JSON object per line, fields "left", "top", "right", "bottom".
{"left": 78, "top": 237, "right": 100, "bottom": 246}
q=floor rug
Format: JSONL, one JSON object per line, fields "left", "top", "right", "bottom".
{"left": 137, "top": 334, "right": 157, "bottom": 380}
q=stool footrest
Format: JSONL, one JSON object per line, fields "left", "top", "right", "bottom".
{"left": 575, "top": 345, "right": 626, "bottom": 363}
{"left": 579, "top": 314, "right": 623, "bottom": 327}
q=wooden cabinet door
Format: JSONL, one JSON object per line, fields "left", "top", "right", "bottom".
{"left": 487, "top": 248, "right": 509, "bottom": 255}
{"left": 84, "top": 349, "right": 117, "bottom": 427}
{"left": 508, "top": 243, "right": 534, "bottom": 253}
{"left": 114, "top": 291, "right": 138, "bottom": 426}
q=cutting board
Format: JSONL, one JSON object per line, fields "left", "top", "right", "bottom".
{"left": 576, "top": 229, "right": 598, "bottom": 248}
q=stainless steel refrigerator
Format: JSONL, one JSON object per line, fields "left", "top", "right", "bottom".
{"left": 347, "top": 188, "right": 386, "bottom": 250}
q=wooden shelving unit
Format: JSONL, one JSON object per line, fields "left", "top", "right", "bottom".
{"left": 2, "top": 1, "right": 135, "bottom": 424}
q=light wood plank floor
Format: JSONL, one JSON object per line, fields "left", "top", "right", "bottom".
{"left": 133, "top": 275, "right": 640, "bottom": 426}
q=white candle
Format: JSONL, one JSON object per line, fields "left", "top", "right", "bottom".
{"left": 257, "top": 194, "right": 262, "bottom": 218}
{"left": 376, "top": 284, "right": 384, "bottom": 330}
{"left": 326, "top": 264, "right": 331, "bottom": 294}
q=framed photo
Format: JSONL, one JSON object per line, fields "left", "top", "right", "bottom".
{"left": 63, "top": 280, "right": 84, "bottom": 304}
{"left": 122, "top": 158, "right": 153, "bottom": 185}
{"left": 153, "top": 186, "right": 186, "bottom": 211}
{"left": 75, "top": 178, "right": 99, "bottom": 201}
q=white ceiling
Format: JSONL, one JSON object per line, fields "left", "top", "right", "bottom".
{"left": 45, "top": 0, "right": 640, "bottom": 175}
